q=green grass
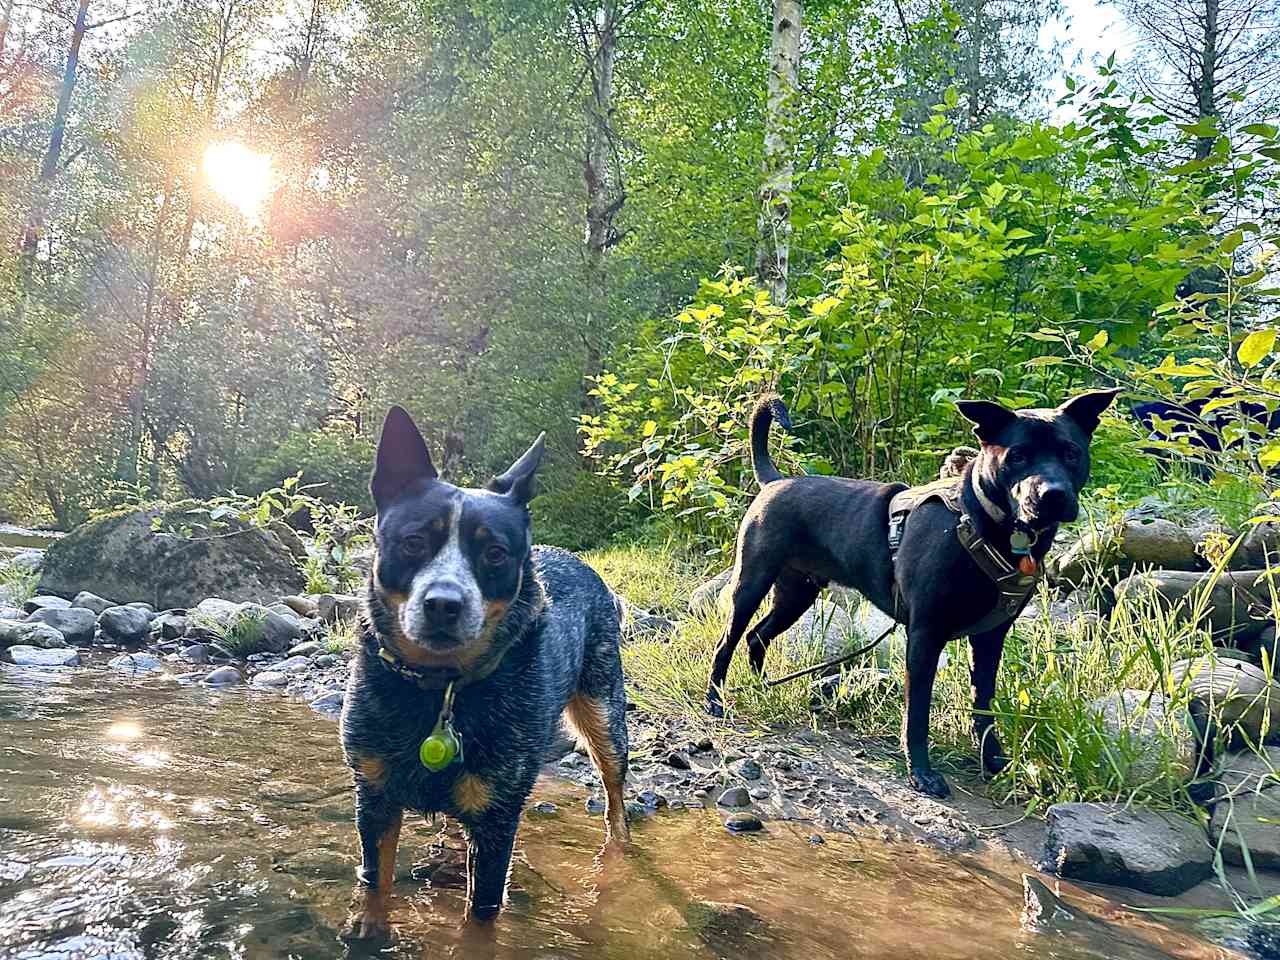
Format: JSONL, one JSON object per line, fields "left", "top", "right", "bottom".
{"left": 324, "top": 619, "right": 359, "bottom": 655}
{"left": 0, "top": 561, "right": 39, "bottom": 607}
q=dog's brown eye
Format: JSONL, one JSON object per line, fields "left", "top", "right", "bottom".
{"left": 484, "top": 545, "right": 508, "bottom": 565}
{"left": 402, "top": 535, "right": 426, "bottom": 556}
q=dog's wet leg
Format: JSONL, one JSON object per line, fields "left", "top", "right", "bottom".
{"left": 706, "top": 564, "right": 777, "bottom": 716}
{"left": 746, "top": 570, "right": 821, "bottom": 674}
{"left": 564, "top": 689, "right": 630, "bottom": 845}
{"left": 345, "top": 788, "right": 403, "bottom": 941}
{"left": 466, "top": 815, "right": 520, "bottom": 925}
{"left": 970, "top": 625, "right": 1011, "bottom": 778}
{"left": 903, "top": 624, "right": 951, "bottom": 799}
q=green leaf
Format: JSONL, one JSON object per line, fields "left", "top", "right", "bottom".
{"left": 1260, "top": 442, "right": 1280, "bottom": 469}
{"left": 1086, "top": 330, "right": 1109, "bottom": 351}
{"left": 1242, "top": 123, "right": 1279, "bottom": 139}
{"left": 1238, "top": 328, "right": 1277, "bottom": 368}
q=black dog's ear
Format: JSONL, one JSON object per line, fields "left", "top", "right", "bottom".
{"left": 956, "top": 399, "right": 1018, "bottom": 442}
{"left": 371, "top": 405, "right": 437, "bottom": 507}
{"left": 488, "top": 433, "right": 545, "bottom": 505}
{"left": 1058, "top": 388, "right": 1121, "bottom": 434}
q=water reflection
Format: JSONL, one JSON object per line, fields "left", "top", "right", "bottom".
{"left": 0, "top": 665, "right": 1235, "bottom": 960}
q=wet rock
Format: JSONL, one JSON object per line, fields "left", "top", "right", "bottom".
{"left": 808, "top": 833, "right": 824, "bottom": 845}
{"left": 71, "top": 591, "right": 112, "bottom": 615}
{"left": 98, "top": 605, "right": 153, "bottom": 644}
{"left": 1089, "top": 689, "right": 1199, "bottom": 785}
{"left": 202, "top": 666, "right": 243, "bottom": 686}
{"left": 624, "top": 799, "right": 648, "bottom": 819}
{"left": 273, "top": 654, "right": 311, "bottom": 673}
{"left": 683, "top": 901, "right": 769, "bottom": 953}
{"left": 749, "top": 787, "right": 770, "bottom": 800}
{"left": 1021, "top": 874, "right": 1076, "bottom": 933}
{"left": 531, "top": 801, "right": 558, "bottom": 815}
{"left": 287, "top": 640, "right": 323, "bottom": 657}
{"left": 310, "top": 691, "right": 343, "bottom": 713}
{"left": 1115, "top": 569, "right": 1272, "bottom": 641}
{"left": 181, "top": 643, "right": 211, "bottom": 663}
{"left": 252, "top": 670, "right": 290, "bottom": 688}
{"left": 8, "top": 645, "right": 80, "bottom": 667}
{"left": 23, "top": 595, "right": 71, "bottom": 614}
{"left": 585, "top": 795, "right": 606, "bottom": 815}
{"left": 724, "top": 812, "right": 763, "bottom": 833}
{"left": 280, "top": 594, "right": 319, "bottom": 619}
{"left": 688, "top": 569, "right": 732, "bottom": 617}
{"left": 0, "top": 620, "right": 67, "bottom": 649}
{"left": 717, "top": 786, "right": 751, "bottom": 808}
{"left": 1210, "top": 747, "right": 1280, "bottom": 870}
{"left": 317, "top": 593, "right": 361, "bottom": 625}
{"left": 665, "top": 751, "right": 691, "bottom": 770}
{"left": 732, "top": 757, "right": 763, "bottom": 781}
{"left": 25, "top": 607, "right": 95, "bottom": 645}
{"left": 36, "top": 503, "right": 304, "bottom": 610}
{"left": 1042, "top": 802, "right": 1211, "bottom": 895}
{"left": 108, "top": 653, "right": 164, "bottom": 674}
{"left": 636, "top": 789, "right": 667, "bottom": 809}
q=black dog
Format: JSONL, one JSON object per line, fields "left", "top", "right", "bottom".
{"left": 705, "top": 389, "right": 1119, "bottom": 798}
{"left": 340, "top": 406, "right": 629, "bottom": 939}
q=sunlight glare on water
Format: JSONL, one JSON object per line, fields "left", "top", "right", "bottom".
{"left": 0, "top": 663, "right": 1236, "bottom": 960}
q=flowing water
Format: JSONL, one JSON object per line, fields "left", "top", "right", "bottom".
{"left": 0, "top": 662, "right": 1240, "bottom": 960}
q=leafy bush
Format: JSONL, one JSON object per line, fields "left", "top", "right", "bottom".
{"left": 244, "top": 429, "right": 376, "bottom": 515}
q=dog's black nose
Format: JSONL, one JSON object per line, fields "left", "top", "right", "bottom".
{"left": 423, "top": 587, "right": 463, "bottom": 625}
{"left": 1039, "top": 484, "right": 1072, "bottom": 516}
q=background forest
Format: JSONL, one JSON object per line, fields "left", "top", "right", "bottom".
{"left": 1, "top": 0, "right": 1279, "bottom": 552}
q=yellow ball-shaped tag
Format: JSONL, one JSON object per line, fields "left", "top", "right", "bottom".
{"left": 420, "top": 731, "right": 458, "bottom": 771}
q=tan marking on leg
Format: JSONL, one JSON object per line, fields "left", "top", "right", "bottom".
{"left": 347, "top": 810, "right": 402, "bottom": 940}
{"left": 353, "top": 755, "right": 388, "bottom": 789}
{"left": 453, "top": 773, "right": 493, "bottom": 816}
{"left": 564, "top": 693, "right": 629, "bottom": 844}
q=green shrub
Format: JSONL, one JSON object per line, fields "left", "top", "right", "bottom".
{"left": 530, "top": 469, "right": 646, "bottom": 553}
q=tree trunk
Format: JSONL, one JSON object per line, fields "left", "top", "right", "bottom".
{"left": 19, "top": 0, "right": 90, "bottom": 261}
{"left": 755, "top": 0, "right": 802, "bottom": 307}
{"left": 1195, "top": 0, "right": 1220, "bottom": 160}
{"left": 582, "top": 0, "right": 620, "bottom": 403}
{"left": 0, "top": 0, "right": 16, "bottom": 65}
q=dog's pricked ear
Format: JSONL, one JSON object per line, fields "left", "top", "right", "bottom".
{"left": 371, "top": 405, "right": 437, "bottom": 507}
{"left": 1058, "top": 388, "right": 1121, "bottom": 434}
{"left": 956, "top": 399, "right": 1018, "bottom": 442}
{"left": 488, "top": 433, "right": 545, "bottom": 505}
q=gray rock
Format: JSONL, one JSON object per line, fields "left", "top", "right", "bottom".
{"left": 623, "top": 607, "right": 677, "bottom": 640}
{"left": 1042, "top": 802, "right": 1211, "bottom": 895}
{"left": 252, "top": 670, "right": 290, "bottom": 688}
{"left": 1243, "top": 519, "right": 1280, "bottom": 568}
{"left": 71, "top": 591, "right": 112, "bottom": 615}
{"left": 36, "top": 504, "right": 304, "bottom": 610}
{"left": 689, "top": 570, "right": 733, "bottom": 617}
{"left": 777, "top": 599, "right": 858, "bottom": 661}
{"left": 25, "top": 606, "right": 96, "bottom": 645}
{"left": 151, "top": 611, "right": 190, "bottom": 641}
{"left": 666, "top": 751, "right": 692, "bottom": 770}
{"left": 108, "top": 653, "right": 164, "bottom": 674}
{"left": 9, "top": 550, "right": 43, "bottom": 573}
{"left": 98, "top": 605, "right": 153, "bottom": 644}
{"left": 1021, "top": 874, "right": 1078, "bottom": 933}
{"left": 1051, "top": 519, "right": 1200, "bottom": 587}
{"left": 280, "top": 595, "right": 320, "bottom": 619}
{"left": 260, "top": 608, "right": 304, "bottom": 652}
{"left": 124, "top": 601, "right": 156, "bottom": 616}
{"left": 8, "top": 645, "right": 80, "bottom": 667}
{"left": 724, "top": 812, "right": 763, "bottom": 833}
{"left": 275, "top": 655, "right": 313, "bottom": 674}
{"left": 202, "top": 666, "right": 242, "bottom": 685}
{"left": 317, "top": 593, "right": 361, "bottom": 625}
{"left": 717, "top": 786, "right": 751, "bottom": 808}
{"left": 181, "top": 643, "right": 211, "bottom": 663}
{"left": 287, "top": 640, "right": 323, "bottom": 657}
{"left": 23, "top": 595, "right": 71, "bottom": 614}
{"left": 1089, "top": 689, "right": 1198, "bottom": 785}
{"left": 194, "top": 597, "right": 241, "bottom": 625}
{"left": 1116, "top": 569, "right": 1273, "bottom": 641}
{"left": 0, "top": 605, "right": 23, "bottom": 620}
{"left": 310, "top": 690, "right": 344, "bottom": 713}
{"left": 1210, "top": 747, "right": 1280, "bottom": 870}
{"left": 314, "top": 653, "right": 339, "bottom": 667}
{"left": 0, "top": 620, "right": 67, "bottom": 649}
{"left": 732, "top": 758, "right": 763, "bottom": 781}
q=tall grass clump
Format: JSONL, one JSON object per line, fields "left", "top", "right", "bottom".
{"left": 0, "top": 562, "right": 40, "bottom": 607}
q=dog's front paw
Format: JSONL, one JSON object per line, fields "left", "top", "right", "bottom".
{"left": 908, "top": 766, "right": 951, "bottom": 799}
{"left": 978, "top": 733, "right": 1010, "bottom": 778}
{"left": 704, "top": 690, "right": 726, "bottom": 719}
{"left": 342, "top": 908, "right": 393, "bottom": 943}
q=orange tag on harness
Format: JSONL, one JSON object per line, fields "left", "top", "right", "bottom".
{"left": 1019, "top": 555, "right": 1038, "bottom": 576}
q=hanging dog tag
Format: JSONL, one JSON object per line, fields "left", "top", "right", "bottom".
{"left": 1010, "top": 529, "right": 1033, "bottom": 555}
{"left": 420, "top": 720, "right": 462, "bottom": 772}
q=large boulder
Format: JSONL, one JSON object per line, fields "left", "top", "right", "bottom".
{"left": 776, "top": 599, "right": 857, "bottom": 661}
{"left": 1210, "top": 747, "right": 1280, "bottom": 869}
{"left": 1171, "top": 656, "right": 1280, "bottom": 743}
{"left": 0, "top": 620, "right": 67, "bottom": 649}
{"left": 37, "top": 503, "right": 305, "bottom": 610}
{"left": 1089, "top": 689, "right": 1200, "bottom": 786}
{"left": 689, "top": 569, "right": 733, "bottom": 618}
{"left": 1115, "top": 569, "right": 1273, "bottom": 641}
{"left": 1051, "top": 519, "right": 1200, "bottom": 587}
{"left": 25, "top": 606, "right": 96, "bottom": 645}
{"left": 1042, "top": 802, "right": 1211, "bottom": 895}
{"left": 1242, "top": 519, "right": 1280, "bottom": 569}
{"left": 98, "top": 605, "right": 154, "bottom": 644}
{"left": 8, "top": 645, "right": 80, "bottom": 667}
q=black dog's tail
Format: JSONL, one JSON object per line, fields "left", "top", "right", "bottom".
{"left": 749, "top": 394, "right": 792, "bottom": 486}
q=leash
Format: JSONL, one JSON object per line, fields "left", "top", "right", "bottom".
{"left": 728, "top": 620, "right": 898, "bottom": 694}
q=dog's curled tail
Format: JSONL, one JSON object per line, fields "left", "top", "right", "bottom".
{"left": 749, "top": 394, "right": 792, "bottom": 486}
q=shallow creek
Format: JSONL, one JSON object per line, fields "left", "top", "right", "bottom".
{"left": 0, "top": 663, "right": 1242, "bottom": 959}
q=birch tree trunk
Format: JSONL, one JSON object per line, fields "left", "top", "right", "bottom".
{"left": 755, "top": 0, "right": 802, "bottom": 307}
{"left": 1195, "top": 0, "right": 1220, "bottom": 160}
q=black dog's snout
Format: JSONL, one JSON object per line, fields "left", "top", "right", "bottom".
{"left": 1038, "top": 484, "right": 1075, "bottom": 519}
{"left": 423, "top": 586, "right": 464, "bottom": 626}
